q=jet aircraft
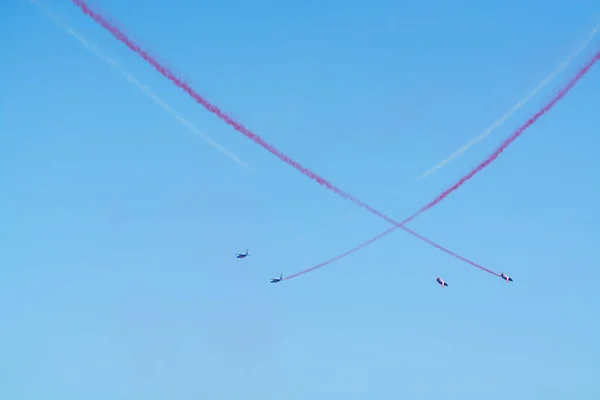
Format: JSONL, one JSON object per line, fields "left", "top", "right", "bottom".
{"left": 436, "top": 276, "right": 449, "bottom": 288}
{"left": 235, "top": 250, "right": 250, "bottom": 259}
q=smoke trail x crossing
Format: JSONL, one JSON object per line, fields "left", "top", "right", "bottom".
{"left": 69, "top": 0, "right": 500, "bottom": 276}
{"left": 70, "top": 0, "right": 599, "bottom": 279}
{"left": 260, "top": 22, "right": 599, "bottom": 255}
{"left": 285, "top": 49, "right": 600, "bottom": 280}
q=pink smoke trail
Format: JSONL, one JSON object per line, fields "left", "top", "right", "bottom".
{"left": 70, "top": 0, "right": 598, "bottom": 279}
{"left": 286, "top": 49, "right": 600, "bottom": 280}
{"left": 69, "top": 0, "right": 501, "bottom": 275}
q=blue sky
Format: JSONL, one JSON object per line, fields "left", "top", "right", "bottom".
{"left": 2, "top": 0, "right": 600, "bottom": 398}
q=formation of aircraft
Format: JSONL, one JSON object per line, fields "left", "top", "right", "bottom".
{"left": 234, "top": 249, "right": 283, "bottom": 283}
{"left": 433, "top": 272, "right": 514, "bottom": 288}
{"left": 233, "top": 249, "right": 513, "bottom": 287}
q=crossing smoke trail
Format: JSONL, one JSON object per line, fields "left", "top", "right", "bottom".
{"left": 70, "top": 0, "right": 599, "bottom": 278}
{"left": 261, "top": 22, "right": 599, "bottom": 254}
{"left": 29, "top": 0, "right": 249, "bottom": 169}
{"left": 285, "top": 49, "right": 600, "bottom": 280}
{"left": 70, "top": 0, "right": 509, "bottom": 276}
{"left": 270, "top": 23, "right": 600, "bottom": 246}
{"left": 69, "top": 0, "right": 502, "bottom": 275}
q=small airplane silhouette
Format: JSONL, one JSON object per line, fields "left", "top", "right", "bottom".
{"left": 270, "top": 274, "right": 283, "bottom": 284}
{"left": 500, "top": 272, "right": 513, "bottom": 283}
{"left": 235, "top": 249, "right": 250, "bottom": 259}
{"left": 436, "top": 276, "right": 449, "bottom": 288}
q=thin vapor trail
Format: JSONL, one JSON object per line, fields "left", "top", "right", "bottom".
{"left": 256, "top": 216, "right": 352, "bottom": 254}
{"left": 69, "top": 0, "right": 498, "bottom": 275}
{"left": 417, "top": 23, "right": 599, "bottom": 180}
{"left": 285, "top": 48, "right": 600, "bottom": 280}
{"left": 29, "top": 0, "right": 250, "bottom": 169}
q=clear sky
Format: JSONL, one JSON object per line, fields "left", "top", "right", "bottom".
{"left": 2, "top": 0, "right": 600, "bottom": 398}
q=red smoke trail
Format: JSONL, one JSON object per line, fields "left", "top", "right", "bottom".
{"left": 68, "top": 0, "right": 406, "bottom": 227}
{"left": 69, "top": 0, "right": 598, "bottom": 279}
{"left": 70, "top": 0, "right": 500, "bottom": 275}
{"left": 286, "top": 49, "right": 600, "bottom": 280}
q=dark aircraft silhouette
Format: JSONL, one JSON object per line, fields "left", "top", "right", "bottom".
{"left": 235, "top": 249, "right": 250, "bottom": 259}
{"left": 270, "top": 274, "right": 283, "bottom": 284}
{"left": 500, "top": 272, "right": 513, "bottom": 283}
{"left": 436, "top": 276, "right": 449, "bottom": 288}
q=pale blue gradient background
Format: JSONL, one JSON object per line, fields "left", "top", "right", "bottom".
{"left": 2, "top": 0, "right": 600, "bottom": 399}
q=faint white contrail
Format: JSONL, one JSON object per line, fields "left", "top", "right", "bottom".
{"left": 256, "top": 216, "right": 353, "bottom": 254}
{"left": 28, "top": 0, "right": 250, "bottom": 170}
{"left": 417, "top": 23, "right": 599, "bottom": 180}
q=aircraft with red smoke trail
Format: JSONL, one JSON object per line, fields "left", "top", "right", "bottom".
{"left": 70, "top": 0, "right": 600, "bottom": 284}
{"left": 270, "top": 274, "right": 283, "bottom": 284}
{"left": 500, "top": 272, "right": 513, "bottom": 283}
{"left": 436, "top": 276, "right": 449, "bottom": 288}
